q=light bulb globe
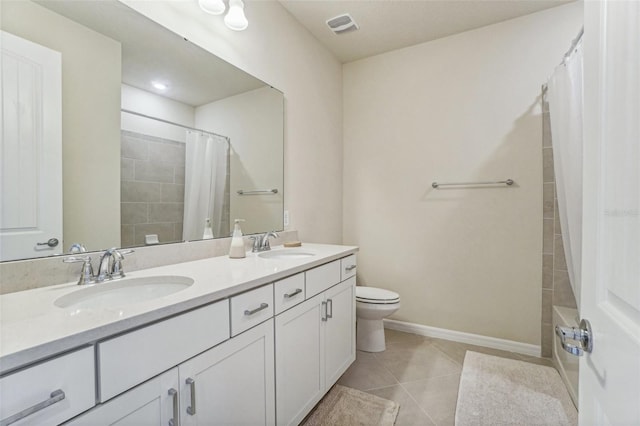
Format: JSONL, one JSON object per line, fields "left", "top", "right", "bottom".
{"left": 224, "top": 0, "right": 248, "bottom": 31}
{"left": 199, "top": 0, "right": 225, "bottom": 15}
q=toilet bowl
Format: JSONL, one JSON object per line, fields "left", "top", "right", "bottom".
{"left": 355, "top": 286, "right": 400, "bottom": 352}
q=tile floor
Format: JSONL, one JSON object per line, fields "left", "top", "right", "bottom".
{"left": 336, "top": 329, "right": 554, "bottom": 426}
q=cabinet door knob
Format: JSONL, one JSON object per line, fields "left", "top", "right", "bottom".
{"left": 186, "top": 378, "right": 196, "bottom": 415}
{"left": 345, "top": 265, "right": 356, "bottom": 272}
{"left": 327, "top": 298, "right": 333, "bottom": 319}
{"left": 168, "top": 388, "right": 179, "bottom": 426}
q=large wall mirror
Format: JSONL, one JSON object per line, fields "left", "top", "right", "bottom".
{"left": 0, "top": 0, "right": 284, "bottom": 262}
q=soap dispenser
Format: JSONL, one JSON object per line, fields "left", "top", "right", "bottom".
{"left": 228, "top": 219, "right": 246, "bottom": 258}
{"left": 203, "top": 218, "right": 214, "bottom": 240}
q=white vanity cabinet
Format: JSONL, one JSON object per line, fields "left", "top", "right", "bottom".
{"left": 1, "top": 247, "right": 357, "bottom": 426}
{"left": 97, "top": 300, "right": 230, "bottom": 402}
{"left": 67, "top": 319, "right": 275, "bottom": 426}
{"left": 275, "top": 276, "right": 356, "bottom": 426}
{"left": 65, "top": 368, "right": 179, "bottom": 425}
{"left": 179, "top": 319, "right": 275, "bottom": 425}
{"left": 323, "top": 277, "right": 356, "bottom": 386}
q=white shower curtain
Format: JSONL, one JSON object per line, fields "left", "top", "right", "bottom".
{"left": 546, "top": 40, "right": 584, "bottom": 310}
{"left": 182, "top": 131, "right": 229, "bottom": 241}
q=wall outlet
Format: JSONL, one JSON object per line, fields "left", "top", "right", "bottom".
{"left": 283, "top": 210, "right": 290, "bottom": 227}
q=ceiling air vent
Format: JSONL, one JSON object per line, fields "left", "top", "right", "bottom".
{"left": 326, "top": 14, "right": 359, "bottom": 35}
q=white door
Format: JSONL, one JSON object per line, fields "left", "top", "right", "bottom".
{"left": 179, "top": 319, "right": 275, "bottom": 426}
{"left": 65, "top": 368, "right": 179, "bottom": 426}
{"left": 324, "top": 277, "right": 356, "bottom": 387}
{"left": 580, "top": 1, "right": 640, "bottom": 424}
{"left": 0, "top": 31, "right": 62, "bottom": 261}
{"left": 275, "top": 293, "right": 325, "bottom": 426}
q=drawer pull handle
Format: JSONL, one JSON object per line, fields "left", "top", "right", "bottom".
{"left": 244, "top": 303, "right": 269, "bottom": 316}
{"left": 327, "top": 298, "right": 333, "bottom": 319}
{"left": 0, "top": 389, "right": 65, "bottom": 426}
{"left": 321, "top": 301, "right": 328, "bottom": 322}
{"left": 345, "top": 265, "right": 356, "bottom": 272}
{"left": 168, "top": 388, "right": 179, "bottom": 426}
{"left": 284, "top": 288, "right": 302, "bottom": 299}
{"left": 186, "top": 378, "right": 196, "bottom": 415}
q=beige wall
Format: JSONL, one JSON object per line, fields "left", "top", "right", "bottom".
{"left": 123, "top": 0, "right": 343, "bottom": 244}
{"left": 343, "top": 3, "right": 583, "bottom": 345}
{"left": 196, "top": 87, "right": 283, "bottom": 235}
{"left": 2, "top": 1, "right": 122, "bottom": 252}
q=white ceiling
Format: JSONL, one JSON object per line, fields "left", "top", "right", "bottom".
{"left": 278, "top": 0, "right": 574, "bottom": 63}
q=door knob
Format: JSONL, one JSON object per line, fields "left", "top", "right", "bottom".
{"left": 37, "top": 238, "right": 59, "bottom": 248}
{"left": 555, "top": 318, "right": 593, "bottom": 356}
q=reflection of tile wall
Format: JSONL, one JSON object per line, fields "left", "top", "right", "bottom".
{"left": 121, "top": 131, "right": 185, "bottom": 246}
{"left": 541, "top": 99, "right": 577, "bottom": 357}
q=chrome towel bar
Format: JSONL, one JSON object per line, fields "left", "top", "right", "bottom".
{"left": 431, "top": 179, "right": 514, "bottom": 189}
{"left": 237, "top": 189, "right": 278, "bottom": 195}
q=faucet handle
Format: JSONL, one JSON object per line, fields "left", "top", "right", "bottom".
{"left": 68, "top": 243, "right": 87, "bottom": 254}
{"left": 112, "top": 249, "right": 135, "bottom": 279}
{"left": 250, "top": 236, "right": 261, "bottom": 253}
{"left": 63, "top": 256, "right": 95, "bottom": 286}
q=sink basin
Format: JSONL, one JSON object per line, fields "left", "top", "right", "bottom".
{"left": 258, "top": 250, "right": 316, "bottom": 260}
{"left": 55, "top": 275, "right": 194, "bottom": 309}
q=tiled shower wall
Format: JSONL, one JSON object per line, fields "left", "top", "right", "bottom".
{"left": 120, "top": 130, "right": 185, "bottom": 247}
{"left": 541, "top": 98, "right": 578, "bottom": 357}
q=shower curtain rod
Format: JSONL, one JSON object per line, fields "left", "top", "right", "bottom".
{"left": 121, "top": 109, "right": 230, "bottom": 141}
{"left": 541, "top": 27, "right": 584, "bottom": 94}
{"left": 562, "top": 27, "right": 584, "bottom": 62}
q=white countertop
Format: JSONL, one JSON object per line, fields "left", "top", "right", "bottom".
{"left": 0, "top": 243, "right": 358, "bottom": 375}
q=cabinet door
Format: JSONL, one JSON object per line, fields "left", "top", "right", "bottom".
{"left": 65, "top": 368, "right": 178, "bottom": 426}
{"left": 275, "top": 293, "right": 325, "bottom": 426}
{"left": 324, "top": 277, "right": 356, "bottom": 387}
{"left": 179, "top": 319, "right": 275, "bottom": 426}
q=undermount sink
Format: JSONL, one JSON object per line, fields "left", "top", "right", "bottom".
{"left": 258, "top": 249, "right": 316, "bottom": 260}
{"left": 54, "top": 275, "right": 194, "bottom": 309}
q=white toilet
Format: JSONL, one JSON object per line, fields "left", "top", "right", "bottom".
{"left": 355, "top": 286, "right": 401, "bottom": 352}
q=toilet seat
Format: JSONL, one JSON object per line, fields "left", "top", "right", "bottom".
{"left": 356, "top": 287, "right": 400, "bottom": 305}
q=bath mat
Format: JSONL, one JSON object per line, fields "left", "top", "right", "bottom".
{"left": 455, "top": 351, "right": 577, "bottom": 426}
{"left": 302, "top": 384, "right": 400, "bottom": 426}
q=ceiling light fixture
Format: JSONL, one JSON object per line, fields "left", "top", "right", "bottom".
{"left": 152, "top": 81, "right": 168, "bottom": 91}
{"left": 197, "top": 0, "right": 248, "bottom": 31}
{"left": 224, "top": 0, "right": 248, "bottom": 31}
{"left": 199, "top": 0, "right": 226, "bottom": 15}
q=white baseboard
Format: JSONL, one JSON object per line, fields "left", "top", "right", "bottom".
{"left": 384, "top": 319, "right": 541, "bottom": 357}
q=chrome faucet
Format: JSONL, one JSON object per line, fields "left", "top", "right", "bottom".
{"left": 96, "top": 247, "right": 134, "bottom": 282}
{"left": 63, "top": 255, "right": 96, "bottom": 286}
{"left": 251, "top": 231, "right": 279, "bottom": 252}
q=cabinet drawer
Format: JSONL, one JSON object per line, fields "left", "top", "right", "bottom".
{"left": 230, "top": 284, "right": 274, "bottom": 336}
{"left": 98, "top": 301, "right": 229, "bottom": 402}
{"left": 340, "top": 255, "right": 357, "bottom": 281}
{"left": 0, "top": 347, "right": 95, "bottom": 426}
{"left": 274, "top": 273, "right": 305, "bottom": 314}
{"left": 305, "top": 260, "right": 340, "bottom": 298}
